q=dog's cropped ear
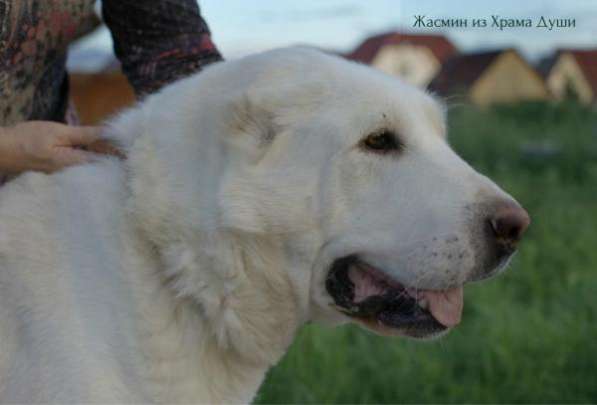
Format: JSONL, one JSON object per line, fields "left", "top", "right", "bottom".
{"left": 225, "top": 69, "right": 325, "bottom": 161}
{"left": 225, "top": 88, "right": 282, "bottom": 162}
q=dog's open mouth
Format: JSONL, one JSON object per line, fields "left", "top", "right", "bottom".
{"left": 325, "top": 256, "right": 464, "bottom": 338}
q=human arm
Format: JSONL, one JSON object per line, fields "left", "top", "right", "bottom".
{"left": 102, "top": 0, "right": 223, "bottom": 97}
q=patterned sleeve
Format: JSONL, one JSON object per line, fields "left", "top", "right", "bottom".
{"left": 102, "top": 0, "right": 223, "bottom": 97}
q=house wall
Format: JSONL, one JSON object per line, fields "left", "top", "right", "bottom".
{"left": 371, "top": 44, "right": 440, "bottom": 87}
{"left": 470, "top": 51, "right": 549, "bottom": 106}
{"left": 546, "top": 53, "right": 593, "bottom": 104}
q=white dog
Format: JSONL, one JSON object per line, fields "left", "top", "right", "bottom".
{"left": 0, "top": 47, "right": 529, "bottom": 403}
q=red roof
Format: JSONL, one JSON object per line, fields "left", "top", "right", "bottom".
{"left": 346, "top": 31, "right": 458, "bottom": 65}
{"left": 429, "top": 50, "right": 504, "bottom": 95}
{"left": 567, "top": 50, "right": 597, "bottom": 95}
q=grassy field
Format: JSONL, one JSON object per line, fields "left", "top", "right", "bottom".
{"left": 255, "top": 102, "right": 597, "bottom": 404}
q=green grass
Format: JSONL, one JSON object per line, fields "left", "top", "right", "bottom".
{"left": 255, "top": 101, "right": 597, "bottom": 404}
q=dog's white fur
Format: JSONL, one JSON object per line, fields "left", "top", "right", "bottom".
{"left": 0, "top": 48, "right": 516, "bottom": 403}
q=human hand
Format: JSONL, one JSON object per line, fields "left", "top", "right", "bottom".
{"left": 0, "top": 121, "right": 122, "bottom": 174}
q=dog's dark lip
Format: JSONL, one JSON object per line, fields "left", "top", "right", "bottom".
{"left": 325, "top": 255, "right": 448, "bottom": 338}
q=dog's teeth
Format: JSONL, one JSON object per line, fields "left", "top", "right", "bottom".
{"left": 417, "top": 298, "right": 428, "bottom": 309}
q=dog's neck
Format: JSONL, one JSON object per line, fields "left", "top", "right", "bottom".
{"left": 115, "top": 130, "right": 302, "bottom": 402}
{"left": 122, "top": 208, "right": 301, "bottom": 403}
{"left": 103, "top": 110, "right": 308, "bottom": 403}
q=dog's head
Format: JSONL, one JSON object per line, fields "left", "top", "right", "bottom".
{"left": 113, "top": 47, "right": 529, "bottom": 349}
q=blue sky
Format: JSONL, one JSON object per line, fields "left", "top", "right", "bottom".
{"left": 68, "top": 0, "right": 597, "bottom": 71}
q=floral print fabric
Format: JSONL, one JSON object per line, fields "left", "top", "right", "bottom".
{"left": 0, "top": 0, "right": 222, "bottom": 125}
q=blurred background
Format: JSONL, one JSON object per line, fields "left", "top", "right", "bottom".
{"left": 68, "top": 1, "right": 597, "bottom": 403}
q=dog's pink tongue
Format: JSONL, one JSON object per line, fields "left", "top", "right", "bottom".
{"left": 420, "top": 287, "right": 464, "bottom": 327}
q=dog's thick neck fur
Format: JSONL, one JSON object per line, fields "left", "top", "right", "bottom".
{"left": 122, "top": 231, "right": 298, "bottom": 403}
{"left": 107, "top": 101, "right": 302, "bottom": 403}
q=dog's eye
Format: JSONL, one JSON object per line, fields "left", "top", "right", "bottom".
{"left": 360, "top": 130, "right": 403, "bottom": 153}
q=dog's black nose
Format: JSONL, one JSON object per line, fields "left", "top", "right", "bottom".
{"left": 488, "top": 202, "right": 530, "bottom": 247}
{"left": 469, "top": 201, "right": 530, "bottom": 282}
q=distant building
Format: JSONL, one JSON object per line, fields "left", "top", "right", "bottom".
{"left": 69, "top": 61, "right": 135, "bottom": 125}
{"left": 346, "top": 31, "right": 457, "bottom": 87}
{"left": 429, "top": 49, "right": 549, "bottom": 106}
{"left": 540, "top": 49, "right": 597, "bottom": 104}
